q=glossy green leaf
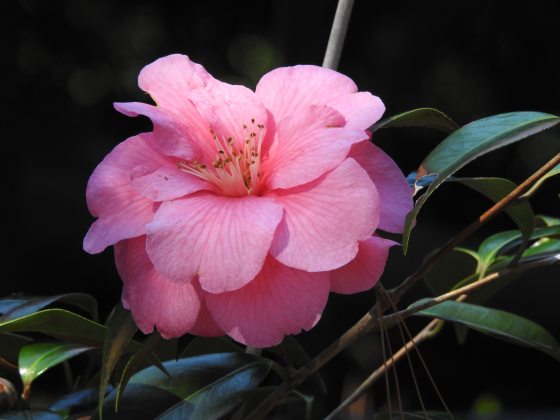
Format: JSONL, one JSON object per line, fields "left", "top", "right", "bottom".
{"left": 0, "top": 309, "right": 107, "bottom": 347}
{"left": 454, "top": 177, "right": 535, "bottom": 244}
{"left": 403, "top": 111, "right": 560, "bottom": 253}
{"left": 412, "top": 300, "right": 560, "bottom": 360}
{"left": 101, "top": 353, "right": 269, "bottom": 419}
{"left": 523, "top": 163, "right": 560, "bottom": 198}
{"left": 0, "top": 294, "right": 98, "bottom": 322}
{"left": 156, "top": 360, "right": 271, "bottom": 419}
{"left": 19, "top": 342, "right": 91, "bottom": 395}
{"left": 99, "top": 303, "right": 138, "bottom": 417}
{"left": 370, "top": 108, "right": 459, "bottom": 133}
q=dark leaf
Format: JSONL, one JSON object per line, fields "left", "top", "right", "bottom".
{"left": 0, "top": 411, "right": 64, "bottom": 420}
{"left": 0, "top": 294, "right": 98, "bottom": 322}
{"left": 412, "top": 300, "right": 560, "bottom": 361}
{"left": 178, "top": 336, "right": 242, "bottom": 359}
{"left": 403, "top": 111, "right": 560, "bottom": 253}
{"left": 370, "top": 108, "right": 459, "bottom": 133}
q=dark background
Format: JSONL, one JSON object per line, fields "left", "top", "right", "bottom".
{"left": 10, "top": 0, "right": 560, "bottom": 418}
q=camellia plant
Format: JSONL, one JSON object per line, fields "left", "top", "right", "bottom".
{"left": 3, "top": 1, "right": 560, "bottom": 419}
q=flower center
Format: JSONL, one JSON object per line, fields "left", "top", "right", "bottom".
{"left": 177, "top": 119, "right": 265, "bottom": 197}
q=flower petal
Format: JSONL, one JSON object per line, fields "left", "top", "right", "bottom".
{"left": 146, "top": 194, "right": 283, "bottom": 293}
{"left": 263, "top": 105, "right": 367, "bottom": 190}
{"left": 115, "top": 237, "right": 202, "bottom": 338}
{"left": 205, "top": 256, "right": 330, "bottom": 347}
{"left": 114, "top": 101, "right": 204, "bottom": 160}
{"left": 349, "top": 140, "right": 413, "bottom": 233}
{"left": 330, "top": 236, "right": 397, "bottom": 294}
{"left": 256, "top": 65, "right": 384, "bottom": 129}
{"left": 269, "top": 158, "right": 379, "bottom": 271}
{"left": 84, "top": 134, "right": 158, "bottom": 254}
{"left": 131, "top": 162, "right": 212, "bottom": 202}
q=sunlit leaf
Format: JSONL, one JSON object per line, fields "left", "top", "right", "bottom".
{"left": 370, "top": 108, "right": 459, "bottom": 133}
{"left": 412, "top": 300, "right": 560, "bottom": 360}
{"left": 0, "top": 294, "right": 98, "bottom": 322}
{"left": 403, "top": 111, "right": 560, "bottom": 253}
{"left": 19, "top": 342, "right": 92, "bottom": 399}
{"left": 99, "top": 303, "right": 138, "bottom": 417}
{"left": 0, "top": 309, "right": 107, "bottom": 347}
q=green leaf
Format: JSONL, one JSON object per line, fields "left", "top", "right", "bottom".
{"left": 101, "top": 353, "right": 270, "bottom": 419}
{"left": 99, "top": 303, "right": 138, "bottom": 417}
{"left": 424, "top": 247, "right": 479, "bottom": 296}
{"left": 370, "top": 108, "right": 459, "bottom": 133}
{"left": 0, "top": 309, "right": 108, "bottom": 347}
{"left": 19, "top": 342, "right": 91, "bottom": 397}
{"left": 270, "top": 336, "right": 327, "bottom": 394}
{"left": 0, "top": 294, "right": 98, "bottom": 322}
{"left": 156, "top": 360, "right": 271, "bottom": 420}
{"left": 116, "top": 332, "right": 164, "bottom": 411}
{"left": 522, "top": 163, "right": 560, "bottom": 198}
{"left": 412, "top": 300, "right": 560, "bottom": 360}
{"left": 403, "top": 111, "right": 560, "bottom": 253}
{"left": 454, "top": 177, "right": 535, "bottom": 245}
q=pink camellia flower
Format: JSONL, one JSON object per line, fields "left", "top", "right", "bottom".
{"left": 84, "top": 54, "right": 413, "bottom": 347}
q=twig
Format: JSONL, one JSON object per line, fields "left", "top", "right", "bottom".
{"left": 324, "top": 318, "right": 443, "bottom": 420}
{"left": 391, "top": 152, "right": 560, "bottom": 303}
{"left": 322, "top": 0, "right": 355, "bottom": 69}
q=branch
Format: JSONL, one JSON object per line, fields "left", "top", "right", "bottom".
{"left": 322, "top": 0, "right": 355, "bottom": 69}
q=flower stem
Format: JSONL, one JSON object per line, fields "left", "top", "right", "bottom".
{"left": 322, "top": 0, "right": 355, "bottom": 70}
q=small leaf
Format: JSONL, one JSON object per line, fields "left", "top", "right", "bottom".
{"left": 403, "top": 111, "right": 560, "bottom": 253}
{"left": 156, "top": 360, "right": 272, "bottom": 420}
{"left": 412, "top": 300, "right": 560, "bottom": 360}
{"left": 99, "top": 303, "right": 138, "bottom": 416}
{"left": 0, "top": 294, "right": 98, "bottom": 322}
{"left": 522, "top": 163, "right": 560, "bottom": 198}
{"left": 0, "top": 309, "right": 108, "bottom": 347}
{"left": 19, "top": 342, "right": 92, "bottom": 399}
{"left": 370, "top": 108, "right": 459, "bottom": 133}
{"left": 454, "top": 177, "right": 535, "bottom": 245}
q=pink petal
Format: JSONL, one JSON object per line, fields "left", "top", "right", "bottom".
{"left": 115, "top": 237, "right": 202, "bottom": 338}
{"left": 349, "top": 140, "right": 413, "bottom": 233}
{"left": 84, "top": 134, "right": 158, "bottom": 254}
{"left": 263, "top": 105, "right": 368, "bottom": 190}
{"left": 269, "top": 158, "right": 380, "bottom": 272}
{"left": 189, "top": 297, "right": 224, "bottom": 337}
{"left": 205, "top": 256, "right": 330, "bottom": 347}
{"left": 138, "top": 54, "right": 211, "bottom": 110}
{"left": 114, "top": 102, "right": 204, "bottom": 160}
{"left": 330, "top": 236, "right": 397, "bottom": 294}
{"left": 131, "top": 162, "right": 212, "bottom": 202}
{"left": 146, "top": 194, "right": 283, "bottom": 293}
{"left": 256, "top": 65, "right": 384, "bottom": 129}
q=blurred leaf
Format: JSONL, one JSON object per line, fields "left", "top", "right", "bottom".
{"left": 0, "top": 309, "right": 107, "bottom": 347}
{"left": 270, "top": 336, "right": 327, "bottom": 394}
{"left": 50, "top": 386, "right": 109, "bottom": 415}
{"left": 370, "top": 108, "right": 459, "bottom": 133}
{"left": 454, "top": 177, "right": 535, "bottom": 244}
{"left": 412, "top": 300, "right": 560, "bottom": 360}
{"left": 522, "top": 163, "right": 560, "bottom": 198}
{"left": 156, "top": 360, "right": 271, "bottom": 419}
{"left": 99, "top": 303, "right": 138, "bottom": 417}
{"left": 19, "top": 342, "right": 91, "bottom": 398}
{"left": 101, "top": 353, "right": 269, "bottom": 419}
{"left": 424, "top": 247, "right": 479, "bottom": 296}
{"left": 116, "top": 332, "right": 165, "bottom": 411}
{"left": 0, "top": 333, "right": 32, "bottom": 363}
{"left": 0, "top": 411, "right": 64, "bottom": 420}
{"left": 403, "top": 111, "right": 560, "bottom": 253}
{"left": 536, "top": 215, "right": 560, "bottom": 227}
{"left": 0, "top": 294, "right": 98, "bottom": 322}
{"left": 178, "top": 336, "right": 242, "bottom": 359}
